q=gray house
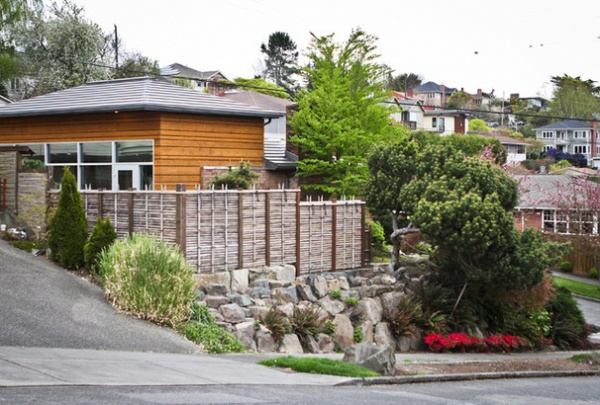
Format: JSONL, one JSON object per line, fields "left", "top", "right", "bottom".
{"left": 535, "top": 120, "right": 598, "bottom": 162}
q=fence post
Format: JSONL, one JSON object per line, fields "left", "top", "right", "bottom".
{"left": 360, "top": 199, "right": 369, "bottom": 267}
{"left": 295, "top": 191, "right": 301, "bottom": 277}
{"left": 127, "top": 190, "right": 134, "bottom": 236}
{"left": 331, "top": 199, "right": 337, "bottom": 272}
{"left": 176, "top": 184, "right": 187, "bottom": 254}
{"left": 98, "top": 188, "right": 104, "bottom": 219}
{"left": 238, "top": 192, "right": 244, "bottom": 269}
{"left": 265, "top": 191, "right": 271, "bottom": 266}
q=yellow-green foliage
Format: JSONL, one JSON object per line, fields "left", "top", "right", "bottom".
{"left": 98, "top": 233, "right": 196, "bottom": 326}
{"left": 84, "top": 217, "right": 117, "bottom": 277}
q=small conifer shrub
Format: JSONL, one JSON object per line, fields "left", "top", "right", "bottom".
{"left": 84, "top": 216, "right": 117, "bottom": 277}
{"left": 48, "top": 167, "right": 88, "bottom": 269}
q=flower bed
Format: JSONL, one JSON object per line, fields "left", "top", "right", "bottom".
{"left": 423, "top": 332, "right": 527, "bottom": 353}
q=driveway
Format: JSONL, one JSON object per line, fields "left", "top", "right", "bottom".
{"left": 0, "top": 240, "right": 198, "bottom": 353}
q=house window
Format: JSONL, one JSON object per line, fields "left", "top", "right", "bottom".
{"left": 541, "top": 131, "right": 554, "bottom": 139}
{"left": 573, "top": 145, "right": 589, "bottom": 154}
{"left": 427, "top": 93, "right": 436, "bottom": 98}
{"left": 574, "top": 131, "right": 588, "bottom": 139}
{"left": 432, "top": 117, "right": 437, "bottom": 128}
{"left": 543, "top": 210, "right": 555, "bottom": 233}
{"left": 81, "top": 142, "right": 111, "bottom": 163}
{"left": 116, "top": 141, "right": 153, "bottom": 162}
{"left": 48, "top": 143, "right": 77, "bottom": 163}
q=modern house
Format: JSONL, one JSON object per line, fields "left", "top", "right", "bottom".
{"left": 0, "top": 76, "right": 283, "bottom": 191}
{"left": 481, "top": 133, "right": 527, "bottom": 164}
{"left": 535, "top": 120, "right": 598, "bottom": 161}
{"left": 160, "top": 63, "right": 230, "bottom": 95}
{"left": 412, "top": 81, "right": 457, "bottom": 108}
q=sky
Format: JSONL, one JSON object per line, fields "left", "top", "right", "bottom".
{"left": 72, "top": 0, "right": 600, "bottom": 99}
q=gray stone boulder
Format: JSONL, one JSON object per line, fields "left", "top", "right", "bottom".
{"left": 343, "top": 342, "right": 396, "bottom": 376}
{"left": 272, "top": 287, "right": 298, "bottom": 304}
{"left": 276, "top": 265, "right": 296, "bottom": 285}
{"left": 317, "top": 333, "right": 335, "bottom": 353}
{"left": 296, "top": 284, "right": 318, "bottom": 302}
{"left": 318, "top": 295, "right": 345, "bottom": 316}
{"left": 233, "top": 321, "right": 257, "bottom": 351}
{"left": 374, "top": 322, "right": 395, "bottom": 347}
{"left": 358, "top": 297, "right": 383, "bottom": 325}
{"left": 307, "top": 275, "right": 329, "bottom": 299}
{"left": 332, "top": 313, "right": 354, "bottom": 350}
{"left": 203, "top": 284, "right": 229, "bottom": 296}
{"left": 230, "top": 269, "right": 249, "bottom": 292}
{"left": 219, "top": 303, "right": 246, "bottom": 323}
{"left": 231, "top": 294, "right": 253, "bottom": 307}
{"left": 255, "top": 325, "right": 277, "bottom": 353}
{"left": 278, "top": 334, "right": 304, "bottom": 354}
{"left": 204, "top": 295, "right": 231, "bottom": 309}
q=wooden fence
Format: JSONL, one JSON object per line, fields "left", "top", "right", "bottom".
{"left": 49, "top": 187, "right": 369, "bottom": 275}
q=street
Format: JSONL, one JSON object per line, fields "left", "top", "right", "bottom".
{"left": 1, "top": 377, "right": 598, "bottom": 404}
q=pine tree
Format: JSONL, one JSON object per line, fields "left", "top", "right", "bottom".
{"left": 261, "top": 31, "right": 299, "bottom": 98}
{"left": 48, "top": 167, "right": 88, "bottom": 269}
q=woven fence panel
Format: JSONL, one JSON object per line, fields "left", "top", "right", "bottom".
{"left": 334, "top": 203, "right": 363, "bottom": 271}
{"left": 298, "top": 202, "right": 333, "bottom": 275}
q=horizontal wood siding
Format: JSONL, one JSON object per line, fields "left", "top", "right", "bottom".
{"left": 157, "top": 114, "right": 264, "bottom": 189}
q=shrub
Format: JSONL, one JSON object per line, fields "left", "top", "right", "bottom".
{"left": 423, "top": 332, "right": 526, "bottom": 353}
{"left": 84, "top": 217, "right": 117, "bottom": 277}
{"left": 329, "top": 290, "right": 342, "bottom": 299}
{"left": 559, "top": 261, "right": 573, "bottom": 273}
{"left": 98, "top": 233, "right": 196, "bottom": 327}
{"left": 290, "top": 306, "right": 327, "bottom": 349}
{"left": 547, "top": 286, "right": 587, "bottom": 349}
{"left": 344, "top": 297, "right": 359, "bottom": 307}
{"left": 322, "top": 320, "right": 336, "bottom": 335}
{"left": 208, "top": 162, "right": 259, "bottom": 190}
{"left": 353, "top": 327, "right": 363, "bottom": 343}
{"left": 48, "top": 167, "right": 88, "bottom": 270}
{"left": 262, "top": 307, "right": 291, "bottom": 345}
{"left": 179, "top": 303, "right": 244, "bottom": 353}
{"left": 386, "top": 294, "right": 423, "bottom": 338}
{"left": 589, "top": 268, "right": 599, "bottom": 279}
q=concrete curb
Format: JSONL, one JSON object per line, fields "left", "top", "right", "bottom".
{"left": 337, "top": 369, "right": 600, "bottom": 386}
{"left": 573, "top": 294, "right": 600, "bottom": 304}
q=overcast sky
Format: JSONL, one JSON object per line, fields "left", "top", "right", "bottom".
{"left": 73, "top": 0, "right": 600, "bottom": 99}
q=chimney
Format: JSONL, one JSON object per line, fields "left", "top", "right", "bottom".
{"left": 440, "top": 85, "right": 446, "bottom": 107}
{"left": 406, "top": 88, "right": 413, "bottom": 98}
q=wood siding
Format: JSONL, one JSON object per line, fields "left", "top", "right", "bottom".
{"left": 0, "top": 111, "right": 266, "bottom": 190}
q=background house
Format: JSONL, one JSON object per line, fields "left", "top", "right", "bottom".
{"left": 389, "top": 91, "right": 424, "bottom": 130}
{"left": 482, "top": 133, "right": 527, "bottom": 164}
{"left": 412, "top": 81, "right": 457, "bottom": 108}
{"left": 535, "top": 120, "right": 598, "bottom": 161}
{"left": 0, "top": 76, "right": 283, "bottom": 191}
{"left": 420, "top": 110, "right": 468, "bottom": 135}
{"left": 161, "top": 63, "right": 231, "bottom": 95}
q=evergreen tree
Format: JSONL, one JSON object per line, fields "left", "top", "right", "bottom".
{"left": 84, "top": 216, "right": 116, "bottom": 276}
{"left": 48, "top": 167, "right": 88, "bottom": 269}
{"left": 261, "top": 31, "right": 299, "bottom": 98}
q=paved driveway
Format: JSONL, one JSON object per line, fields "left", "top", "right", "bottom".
{"left": 0, "top": 240, "right": 198, "bottom": 353}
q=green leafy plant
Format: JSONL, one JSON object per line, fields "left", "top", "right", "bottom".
{"left": 353, "top": 327, "right": 363, "bottom": 343}
{"left": 179, "top": 303, "right": 245, "bottom": 353}
{"left": 344, "top": 297, "right": 359, "bottom": 307}
{"left": 98, "top": 233, "right": 196, "bottom": 327}
{"left": 559, "top": 261, "right": 573, "bottom": 273}
{"left": 547, "top": 287, "right": 587, "bottom": 349}
{"left": 329, "top": 290, "right": 342, "bottom": 299}
{"left": 21, "top": 158, "right": 45, "bottom": 171}
{"left": 386, "top": 294, "right": 423, "bottom": 338}
{"left": 322, "top": 320, "right": 336, "bottom": 335}
{"left": 262, "top": 307, "right": 292, "bottom": 345}
{"left": 84, "top": 216, "right": 117, "bottom": 278}
{"left": 48, "top": 167, "right": 88, "bottom": 270}
{"left": 208, "top": 162, "right": 259, "bottom": 190}
{"left": 589, "top": 267, "right": 599, "bottom": 279}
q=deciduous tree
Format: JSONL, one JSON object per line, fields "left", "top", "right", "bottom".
{"left": 548, "top": 74, "right": 600, "bottom": 120}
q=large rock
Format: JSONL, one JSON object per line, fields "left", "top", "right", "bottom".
{"left": 248, "top": 305, "right": 270, "bottom": 320}
{"left": 255, "top": 325, "right": 277, "bottom": 353}
{"left": 250, "top": 287, "right": 272, "bottom": 299}
{"left": 278, "top": 334, "right": 304, "bottom": 354}
{"left": 343, "top": 342, "right": 396, "bottom": 376}
{"left": 396, "top": 335, "right": 411, "bottom": 352}
{"left": 277, "top": 303, "right": 294, "bottom": 318}
{"left": 219, "top": 303, "right": 246, "bottom": 323}
{"left": 333, "top": 314, "right": 354, "bottom": 350}
{"left": 303, "top": 335, "right": 321, "bottom": 354}
{"left": 272, "top": 287, "right": 298, "bottom": 304}
{"left": 317, "top": 333, "right": 335, "bottom": 353}
{"left": 359, "top": 320, "right": 374, "bottom": 343}
{"left": 276, "top": 265, "right": 297, "bottom": 285}
{"left": 358, "top": 297, "right": 383, "bottom": 325}
{"left": 374, "top": 322, "right": 396, "bottom": 347}
{"left": 203, "top": 284, "right": 229, "bottom": 296}
{"left": 307, "top": 275, "right": 329, "bottom": 299}
{"left": 318, "top": 295, "right": 345, "bottom": 316}
{"left": 231, "top": 294, "right": 253, "bottom": 307}
{"left": 230, "top": 269, "right": 249, "bottom": 292}
{"left": 233, "top": 321, "right": 257, "bottom": 351}
{"left": 253, "top": 279, "right": 271, "bottom": 289}
{"left": 195, "top": 272, "right": 231, "bottom": 290}
{"left": 296, "top": 285, "right": 318, "bottom": 302}
{"left": 380, "top": 291, "right": 406, "bottom": 315}
{"left": 204, "top": 295, "right": 231, "bottom": 308}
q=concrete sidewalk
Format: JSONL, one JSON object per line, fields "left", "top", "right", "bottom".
{"left": 1, "top": 346, "right": 596, "bottom": 388}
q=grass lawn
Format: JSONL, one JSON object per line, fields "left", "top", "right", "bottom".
{"left": 552, "top": 277, "right": 600, "bottom": 300}
{"left": 258, "top": 356, "right": 380, "bottom": 378}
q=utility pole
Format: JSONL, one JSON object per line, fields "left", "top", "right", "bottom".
{"left": 114, "top": 25, "right": 119, "bottom": 69}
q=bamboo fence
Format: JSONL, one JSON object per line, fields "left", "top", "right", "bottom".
{"left": 49, "top": 187, "right": 370, "bottom": 275}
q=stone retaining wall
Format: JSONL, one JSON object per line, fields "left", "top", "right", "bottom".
{"left": 195, "top": 260, "right": 431, "bottom": 354}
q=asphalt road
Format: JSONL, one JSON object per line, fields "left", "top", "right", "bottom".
{"left": 0, "top": 240, "right": 198, "bottom": 353}
{"left": 1, "top": 377, "right": 598, "bottom": 404}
